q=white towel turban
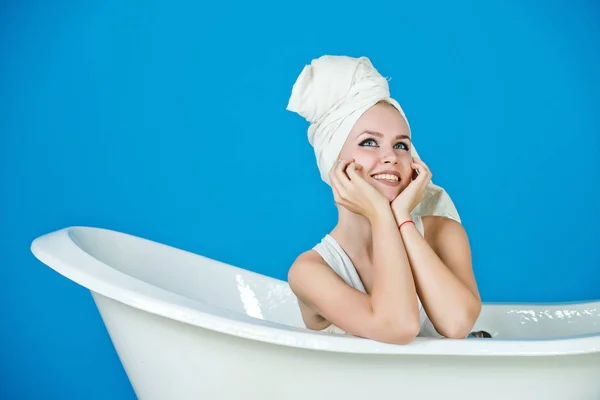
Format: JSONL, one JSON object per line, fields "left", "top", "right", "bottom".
{"left": 287, "top": 55, "right": 461, "bottom": 223}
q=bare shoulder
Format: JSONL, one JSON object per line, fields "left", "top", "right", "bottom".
{"left": 422, "top": 215, "right": 469, "bottom": 247}
{"left": 287, "top": 250, "right": 333, "bottom": 330}
{"left": 288, "top": 249, "right": 333, "bottom": 301}
{"left": 288, "top": 249, "right": 329, "bottom": 285}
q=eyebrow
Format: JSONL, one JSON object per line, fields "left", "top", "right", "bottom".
{"left": 360, "top": 130, "right": 411, "bottom": 141}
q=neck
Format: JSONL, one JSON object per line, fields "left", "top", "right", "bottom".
{"left": 330, "top": 206, "right": 375, "bottom": 261}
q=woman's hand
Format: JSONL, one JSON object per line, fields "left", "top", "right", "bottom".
{"left": 330, "top": 158, "right": 390, "bottom": 221}
{"left": 391, "top": 158, "right": 432, "bottom": 220}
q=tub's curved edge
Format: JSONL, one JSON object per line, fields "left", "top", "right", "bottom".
{"left": 30, "top": 226, "right": 600, "bottom": 358}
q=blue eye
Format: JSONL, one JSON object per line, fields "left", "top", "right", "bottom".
{"left": 359, "top": 138, "right": 410, "bottom": 151}
{"left": 360, "top": 139, "right": 377, "bottom": 147}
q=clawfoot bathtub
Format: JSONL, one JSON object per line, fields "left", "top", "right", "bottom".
{"left": 31, "top": 226, "right": 600, "bottom": 400}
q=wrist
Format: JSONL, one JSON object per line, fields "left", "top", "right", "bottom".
{"left": 397, "top": 219, "right": 415, "bottom": 230}
{"left": 367, "top": 204, "right": 394, "bottom": 224}
{"left": 391, "top": 202, "right": 408, "bottom": 219}
{"left": 393, "top": 208, "right": 412, "bottom": 225}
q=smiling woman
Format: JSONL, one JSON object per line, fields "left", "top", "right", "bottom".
{"left": 357, "top": 130, "right": 415, "bottom": 186}
{"left": 345, "top": 105, "right": 413, "bottom": 199}
{"left": 3, "top": 0, "right": 599, "bottom": 398}
{"left": 286, "top": 55, "right": 481, "bottom": 343}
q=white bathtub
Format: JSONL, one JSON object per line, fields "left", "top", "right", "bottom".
{"left": 31, "top": 226, "right": 600, "bottom": 400}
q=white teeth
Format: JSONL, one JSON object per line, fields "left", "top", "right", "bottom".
{"left": 372, "top": 174, "right": 399, "bottom": 182}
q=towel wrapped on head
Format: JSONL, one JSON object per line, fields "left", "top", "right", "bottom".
{"left": 287, "top": 55, "right": 461, "bottom": 223}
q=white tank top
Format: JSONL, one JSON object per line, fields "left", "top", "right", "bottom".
{"left": 312, "top": 215, "right": 433, "bottom": 336}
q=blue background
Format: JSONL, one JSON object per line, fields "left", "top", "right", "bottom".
{"left": 1, "top": 0, "right": 599, "bottom": 398}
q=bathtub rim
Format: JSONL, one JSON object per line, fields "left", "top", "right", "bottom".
{"left": 30, "top": 225, "right": 600, "bottom": 357}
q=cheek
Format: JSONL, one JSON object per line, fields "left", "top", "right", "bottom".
{"left": 351, "top": 148, "right": 375, "bottom": 164}
{"left": 400, "top": 153, "right": 413, "bottom": 167}
{"left": 337, "top": 145, "right": 358, "bottom": 163}
{"left": 352, "top": 154, "right": 375, "bottom": 177}
{"left": 336, "top": 149, "right": 372, "bottom": 178}
{"left": 395, "top": 155, "right": 414, "bottom": 184}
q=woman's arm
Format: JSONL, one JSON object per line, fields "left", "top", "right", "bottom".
{"left": 396, "top": 212, "right": 482, "bottom": 338}
{"left": 369, "top": 206, "right": 422, "bottom": 335}
{"left": 288, "top": 206, "right": 421, "bottom": 344}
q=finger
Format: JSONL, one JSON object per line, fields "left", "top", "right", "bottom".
{"left": 335, "top": 158, "right": 353, "bottom": 188}
{"left": 331, "top": 159, "right": 351, "bottom": 198}
{"left": 350, "top": 162, "right": 365, "bottom": 174}
{"left": 346, "top": 162, "right": 364, "bottom": 182}
{"left": 411, "top": 165, "right": 432, "bottom": 185}
{"left": 411, "top": 162, "right": 422, "bottom": 174}
{"left": 332, "top": 186, "right": 342, "bottom": 205}
{"left": 346, "top": 162, "right": 367, "bottom": 185}
{"left": 330, "top": 159, "right": 347, "bottom": 185}
{"left": 412, "top": 158, "right": 431, "bottom": 175}
{"left": 412, "top": 163, "right": 430, "bottom": 178}
{"left": 332, "top": 185, "right": 353, "bottom": 210}
{"left": 340, "top": 158, "right": 354, "bottom": 175}
{"left": 330, "top": 167, "right": 344, "bottom": 194}
{"left": 328, "top": 161, "right": 339, "bottom": 187}
{"left": 347, "top": 163, "right": 373, "bottom": 191}
{"left": 411, "top": 160, "right": 431, "bottom": 178}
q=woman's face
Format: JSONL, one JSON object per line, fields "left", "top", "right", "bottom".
{"left": 337, "top": 102, "right": 413, "bottom": 202}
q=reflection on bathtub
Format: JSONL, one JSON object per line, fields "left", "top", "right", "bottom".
{"left": 236, "top": 274, "right": 264, "bottom": 320}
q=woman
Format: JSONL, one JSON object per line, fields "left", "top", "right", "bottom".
{"left": 286, "top": 55, "right": 482, "bottom": 344}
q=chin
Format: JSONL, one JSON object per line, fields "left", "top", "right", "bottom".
{"left": 385, "top": 193, "right": 399, "bottom": 203}
{"left": 370, "top": 178, "right": 404, "bottom": 202}
{"left": 378, "top": 187, "right": 401, "bottom": 203}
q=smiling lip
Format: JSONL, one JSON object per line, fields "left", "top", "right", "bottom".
{"left": 373, "top": 178, "right": 401, "bottom": 187}
{"left": 370, "top": 170, "right": 402, "bottom": 187}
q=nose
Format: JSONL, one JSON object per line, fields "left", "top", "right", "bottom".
{"left": 380, "top": 148, "right": 399, "bottom": 164}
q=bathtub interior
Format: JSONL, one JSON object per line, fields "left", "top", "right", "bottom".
{"left": 470, "top": 301, "right": 599, "bottom": 339}
{"left": 68, "top": 226, "right": 306, "bottom": 329}
{"left": 68, "top": 226, "right": 599, "bottom": 341}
